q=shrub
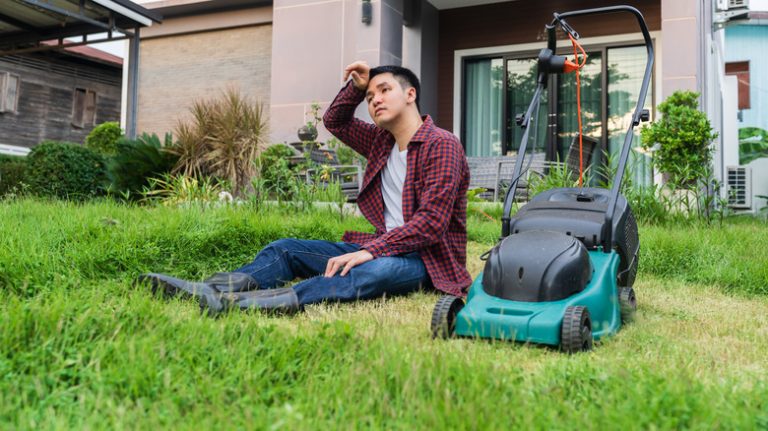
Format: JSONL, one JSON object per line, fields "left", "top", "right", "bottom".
{"left": 257, "top": 144, "right": 296, "bottom": 174}
{"left": 256, "top": 144, "right": 302, "bottom": 202}
{"left": 0, "top": 154, "right": 22, "bottom": 163}
{"left": 171, "top": 89, "right": 268, "bottom": 196}
{"left": 109, "top": 132, "right": 178, "bottom": 198}
{"left": 738, "top": 126, "right": 768, "bottom": 165}
{"left": 640, "top": 91, "right": 717, "bottom": 187}
{"left": 326, "top": 137, "right": 366, "bottom": 167}
{"left": 527, "top": 161, "right": 586, "bottom": 199}
{"left": 85, "top": 122, "right": 123, "bottom": 156}
{"left": 0, "top": 155, "right": 27, "bottom": 196}
{"left": 25, "top": 141, "right": 107, "bottom": 200}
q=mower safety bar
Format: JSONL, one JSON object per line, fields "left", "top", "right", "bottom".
{"left": 500, "top": 5, "right": 654, "bottom": 251}
{"left": 552, "top": 6, "right": 654, "bottom": 253}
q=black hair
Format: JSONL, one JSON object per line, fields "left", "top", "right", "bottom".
{"left": 368, "top": 65, "right": 421, "bottom": 111}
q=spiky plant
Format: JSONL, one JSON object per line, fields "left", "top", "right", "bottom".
{"left": 172, "top": 120, "right": 207, "bottom": 179}
{"left": 172, "top": 89, "right": 268, "bottom": 196}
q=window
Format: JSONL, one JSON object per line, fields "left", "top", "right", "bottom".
{"left": 462, "top": 43, "right": 653, "bottom": 186}
{"left": 72, "top": 88, "right": 96, "bottom": 128}
{"left": 463, "top": 58, "right": 504, "bottom": 156}
{"left": 0, "top": 72, "right": 20, "bottom": 113}
{"left": 725, "top": 61, "right": 750, "bottom": 110}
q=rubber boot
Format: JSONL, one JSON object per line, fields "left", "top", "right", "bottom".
{"left": 200, "top": 287, "right": 302, "bottom": 316}
{"left": 138, "top": 273, "right": 298, "bottom": 317}
{"left": 203, "top": 272, "right": 259, "bottom": 293}
{"left": 136, "top": 273, "right": 218, "bottom": 300}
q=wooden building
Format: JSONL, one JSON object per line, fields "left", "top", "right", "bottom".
{"left": 0, "top": 47, "right": 122, "bottom": 154}
{"left": 0, "top": 0, "right": 161, "bottom": 156}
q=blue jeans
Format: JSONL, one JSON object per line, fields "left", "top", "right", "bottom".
{"left": 234, "top": 238, "right": 429, "bottom": 306}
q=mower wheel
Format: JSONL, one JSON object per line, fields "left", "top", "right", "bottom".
{"left": 431, "top": 295, "right": 464, "bottom": 339}
{"left": 619, "top": 287, "right": 637, "bottom": 323}
{"left": 560, "top": 306, "right": 593, "bottom": 354}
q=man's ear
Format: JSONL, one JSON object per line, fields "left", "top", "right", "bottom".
{"left": 406, "top": 87, "right": 417, "bottom": 104}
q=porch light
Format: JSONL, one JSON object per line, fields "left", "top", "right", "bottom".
{"left": 362, "top": 0, "right": 372, "bottom": 25}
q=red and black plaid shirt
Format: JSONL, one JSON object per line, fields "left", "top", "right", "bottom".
{"left": 323, "top": 82, "right": 472, "bottom": 296}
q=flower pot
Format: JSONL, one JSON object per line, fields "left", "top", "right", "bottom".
{"left": 298, "top": 125, "right": 318, "bottom": 142}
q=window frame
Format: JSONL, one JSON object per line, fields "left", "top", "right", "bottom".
{"left": 725, "top": 61, "right": 750, "bottom": 110}
{"left": 458, "top": 37, "right": 656, "bottom": 166}
{"left": 72, "top": 87, "right": 97, "bottom": 128}
{"left": 0, "top": 72, "right": 21, "bottom": 114}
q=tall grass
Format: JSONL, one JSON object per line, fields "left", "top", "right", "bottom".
{"left": 2, "top": 198, "right": 765, "bottom": 297}
{"left": 0, "top": 199, "right": 371, "bottom": 296}
{"left": 1, "top": 199, "right": 767, "bottom": 429}
{"left": 640, "top": 220, "right": 768, "bottom": 295}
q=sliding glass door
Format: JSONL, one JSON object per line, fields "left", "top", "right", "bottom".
{"left": 506, "top": 58, "right": 547, "bottom": 156}
{"left": 464, "top": 58, "right": 503, "bottom": 157}
{"left": 556, "top": 52, "right": 603, "bottom": 168}
{"left": 462, "top": 43, "right": 653, "bottom": 187}
{"left": 607, "top": 45, "right": 653, "bottom": 187}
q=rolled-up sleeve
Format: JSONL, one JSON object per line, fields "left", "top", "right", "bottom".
{"left": 323, "top": 82, "right": 378, "bottom": 159}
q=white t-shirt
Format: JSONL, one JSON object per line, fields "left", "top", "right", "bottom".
{"left": 381, "top": 143, "right": 408, "bottom": 232}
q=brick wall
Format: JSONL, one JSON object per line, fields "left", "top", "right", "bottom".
{"left": 137, "top": 24, "right": 272, "bottom": 137}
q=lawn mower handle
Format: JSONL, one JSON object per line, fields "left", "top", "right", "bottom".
{"left": 500, "top": 5, "right": 654, "bottom": 253}
{"left": 553, "top": 6, "right": 654, "bottom": 252}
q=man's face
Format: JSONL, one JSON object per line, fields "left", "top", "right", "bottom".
{"left": 365, "top": 73, "right": 416, "bottom": 128}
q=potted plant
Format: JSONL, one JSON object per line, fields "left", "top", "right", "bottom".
{"left": 297, "top": 102, "right": 323, "bottom": 146}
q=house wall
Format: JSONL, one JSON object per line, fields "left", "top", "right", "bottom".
{"left": 269, "top": 0, "right": 406, "bottom": 144}
{"left": 724, "top": 23, "right": 768, "bottom": 202}
{"left": 725, "top": 24, "right": 768, "bottom": 131}
{"left": 135, "top": 5, "right": 272, "bottom": 137}
{"left": 0, "top": 53, "right": 121, "bottom": 149}
{"left": 136, "top": 25, "right": 272, "bottom": 137}
{"left": 437, "top": 0, "right": 662, "bottom": 131}
{"left": 402, "top": 0, "right": 439, "bottom": 119}
{"left": 660, "top": 0, "right": 704, "bottom": 100}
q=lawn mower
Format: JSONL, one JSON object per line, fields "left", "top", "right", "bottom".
{"left": 431, "top": 6, "right": 653, "bottom": 353}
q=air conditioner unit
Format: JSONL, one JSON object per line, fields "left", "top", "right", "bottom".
{"left": 726, "top": 166, "right": 752, "bottom": 209}
{"left": 716, "top": 0, "right": 749, "bottom": 11}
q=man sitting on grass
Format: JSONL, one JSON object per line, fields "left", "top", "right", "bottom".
{"left": 138, "top": 61, "right": 472, "bottom": 314}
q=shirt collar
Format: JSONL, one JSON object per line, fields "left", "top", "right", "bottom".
{"left": 409, "top": 115, "right": 435, "bottom": 143}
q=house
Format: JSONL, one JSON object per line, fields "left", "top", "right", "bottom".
{"left": 720, "top": 1, "right": 768, "bottom": 212}
{"left": 130, "top": 0, "right": 759, "bottom": 199}
{"left": 0, "top": 47, "right": 123, "bottom": 155}
{"left": 128, "top": 0, "right": 272, "bottom": 138}
{"left": 0, "top": 0, "right": 161, "bottom": 156}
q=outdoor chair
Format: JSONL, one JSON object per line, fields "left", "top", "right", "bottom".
{"left": 309, "top": 148, "right": 340, "bottom": 165}
{"left": 286, "top": 143, "right": 341, "bottom": 166}
{"left": 565, "top": 135, "right": 599, "bottom": 182}
{"left": 493, "top": 156, "right": 562, "bottom": 202}
{"left": 468, "top": 153, "right": 549, "bottom": 202}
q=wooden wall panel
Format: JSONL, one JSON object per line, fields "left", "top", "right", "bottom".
{"left": 0, "top": 53, "right": 121, "bottom": 149}
{"left": 437, "top": 0, "right": 661, "bottom": 130}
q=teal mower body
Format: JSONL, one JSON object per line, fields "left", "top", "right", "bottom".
{"left": 431, "top": 6, "right": 652, "bottom": 352}
{"left": 456, "top": 249, "right": 621, "bottom": 345}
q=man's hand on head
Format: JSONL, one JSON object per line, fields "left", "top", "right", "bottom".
{"left": 324, "top": 249, "right": 374, "bottom": 277}
{"left": 344, "top": 61, "right": 370, "bottom": 91}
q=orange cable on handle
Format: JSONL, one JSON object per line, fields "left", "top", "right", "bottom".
{"left": 569, "top": 34, "right": 587, "bottom": 188}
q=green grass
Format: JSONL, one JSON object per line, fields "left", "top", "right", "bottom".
{"left": 1, "top": 199, "right": 768, "bottom": 429}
